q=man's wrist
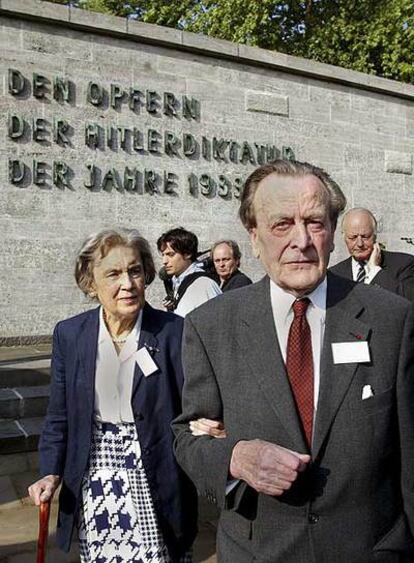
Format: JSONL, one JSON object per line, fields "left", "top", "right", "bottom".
{"left": 230, "top": 440, "right": 248, "bottom": 479}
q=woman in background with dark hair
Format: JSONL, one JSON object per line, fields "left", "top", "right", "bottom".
{"left": 28, "top": 228, "right": 197, "bottom": 563}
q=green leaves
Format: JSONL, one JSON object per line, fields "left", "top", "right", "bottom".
{"left": 45, "top": 0, "right": 414, "bottom": 85}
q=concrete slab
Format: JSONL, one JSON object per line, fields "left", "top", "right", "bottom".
{"left": 15, "top": 386, "right": 49, "bottom": 399}
{"left": 0, "top": 390, "right": 20, "bottom": 418}
{"left": 0, "top": 360, "right": 50, "bottom": 389}
{"left": 0, "top": 453, "right": 31, "bottom": 477}
{"left": 26, "top": 451, "right": 39, "bottom": 472}
{"left": 20, "top": 417, "right": 43, "bottom": 452}
{"left": 0, "top": 418, "right": 43, "bottom": 455}
{"left": 0, "top": 452, "right": 39, "bottom": 477}
{"left": 0, "top": 360, "right": 50, "bottom": 370}
{"left": 7, "top": 546, "right": 80, "bottom": 563}
{"left": 14, "top": 386, "right": 49, "bottom": 417}
{"left": 127, "top": 19, "right": 182, "bottom": 45}
{"left": 0, "top": 0, "right": 70, "bottom": 23}
{"left": 0, "top": 421, "right": 25, "bottom": 455}
{"left": 0, "top": 476, "right": 21, "bottom": 510}
{"left": 0, "top": 346, "right": 51, "bottom": 363}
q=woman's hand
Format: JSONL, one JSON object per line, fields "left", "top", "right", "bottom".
{"left": 28, "top": 475, "right": 61, "bottom": 506}
{"left": 189, "top": 418, "right": 227, "bottom": 439}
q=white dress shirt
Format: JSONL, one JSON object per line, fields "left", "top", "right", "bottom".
{"left": 226, "top": 278, "right": 327, "bottom": 493}
{"left": 351, "top": 257, "right": 381, "bottom": 284}
{"left": 94, "top": 307, "right": 142, "bottom": 423}
{"left": 172, "top": 262, "right": 221, "bottom": 317}
{"left": 270, "top": 277, "right": 327, "bottom": 411}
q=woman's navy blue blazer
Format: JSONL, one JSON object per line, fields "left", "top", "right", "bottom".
{"left": 39, "top": 303, "right": 197, "bottom": 560}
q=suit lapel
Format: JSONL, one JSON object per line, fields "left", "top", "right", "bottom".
{"left": 132, "top": 303, "right": 160, "bottom": 398}
{"left": 238, "top": 277, "right": 307, "bottom": 452}
{"left": 77, "top": 307, "right": 100, "bottom": 408}
{"left": 346, "top": 257, "right": 353, "bottom": 279}
{"left": 312, "top": 275, "right": 371, "bottom": 459}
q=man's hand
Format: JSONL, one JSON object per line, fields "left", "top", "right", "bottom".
{"left": 28, "top": 475, "right": 61, "bottom": 506}
{"left": 189, "top": 418, "right": 227, "bottom": 438}
{"left": 230, "top": 439, "right": 311, "bottom": 496}
{"left": 368, "top": 242, "right": 382, "bottom": 268}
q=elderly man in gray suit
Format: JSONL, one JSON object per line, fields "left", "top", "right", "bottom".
{"left": 173, "top": 159, "right": 414, "bottom": 563}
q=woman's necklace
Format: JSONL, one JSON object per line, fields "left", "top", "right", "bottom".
{"left": 111, "top": 335, "right": 128, "bottom": 344}
{"left": 103, "top": 310, "right": 132, "bottom": 345}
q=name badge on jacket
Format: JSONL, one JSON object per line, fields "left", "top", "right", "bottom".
{"left": 331, "top": 341, "right": 370, "bottom": 364}
{"left": 135, "top": 347, "right": 158, "bottom": 376}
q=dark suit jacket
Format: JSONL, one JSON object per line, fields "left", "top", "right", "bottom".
{"left": 39, "top": 303, "right": 197, "bottom": 559}
{"left": 221, "top": 270, "right": 252, "bottom": 292}
{"left": 330, "top": 250, "right": 414, "bottom": 301}
{"left": 173, "top": 274, "right": 414, "bottom": 563}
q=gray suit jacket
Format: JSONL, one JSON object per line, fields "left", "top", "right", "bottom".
{"left": 330, "top": 251, "right": 414, "bottom": 301}
{"left": 173, "top": 274, "right": 414, "bottom": 563}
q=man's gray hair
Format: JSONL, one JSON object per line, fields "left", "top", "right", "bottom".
{"left": 211, "top": 240, "right": 242, "bottom": 262}
{"left": 239, "top": 159, "right": 347, "bottom": 230}
{"left": 341, "top": 208, "right": 378, "bottom": 234}
{"left": 75, "top": 227, "right": 155, "bottom": 296}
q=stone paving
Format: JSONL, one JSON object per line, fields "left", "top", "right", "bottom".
{"left": 0, "top": 468, "right": 217, "bottom": 562}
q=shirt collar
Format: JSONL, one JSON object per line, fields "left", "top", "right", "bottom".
{"left": 352, "top": 257, "right": 366, "bottom": 266}
{"left": 172, "top": 261, "right": 204, "bottom": 290}
{"left": 270, "top": 276, "right": 327, "bottom": 322}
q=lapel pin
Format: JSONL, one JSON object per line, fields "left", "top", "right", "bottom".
{"left": 144, "top": 343, "right": 160, "bottom": 354}
{"left": 350, "top": 332, "right": 363, "bottom": 340}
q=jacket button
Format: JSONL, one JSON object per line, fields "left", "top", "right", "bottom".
{"left": 135, "top": 412, "right": 144, "bottom": 421}
{"left": 308, "top": 513, "right": 319, "bottom": 524}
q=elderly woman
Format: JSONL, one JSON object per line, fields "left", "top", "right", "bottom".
{"left": 28, "top": 228, "right": 197, "bottom": 563}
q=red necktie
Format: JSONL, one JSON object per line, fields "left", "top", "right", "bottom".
{"left": 286, "top": 298, "right": 314, "bottom": 448}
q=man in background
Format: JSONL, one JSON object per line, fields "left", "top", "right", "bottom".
{"left": 157, "top": 227, "right": 221, "bottom": 317}
{"left": 331, "top": 207, "right": 414, "bottom": 300}
{"left": 211, "top": 240, "right": 252, "bottom": 292}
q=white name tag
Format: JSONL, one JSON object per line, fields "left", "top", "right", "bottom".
{"left": 135, "top": 347, "right": 158, "bottom": 377}
{"left": 362, "top": 384, "right": 374, "bottom": 400}
{"left": 331, "top": 341, "right": 370, "bottom": 364}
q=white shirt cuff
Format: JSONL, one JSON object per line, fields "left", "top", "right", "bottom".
{"left": 225, "top": 479, "right": 240, "bottom": 495}
{"left": 365, "top": 265, "right": 381, "bottom": 283}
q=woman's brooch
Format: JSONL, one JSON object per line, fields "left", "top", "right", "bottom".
{"left": 144, "top": 343, "right": 160, "bottom": 355}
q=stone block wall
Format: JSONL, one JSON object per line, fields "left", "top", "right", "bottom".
{"left": 1, "top": 0, "right": 414, "bottom": 340}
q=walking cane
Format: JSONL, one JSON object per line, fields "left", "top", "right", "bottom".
{"left": 36, "top": 500, "right": 51, "bottom": 563}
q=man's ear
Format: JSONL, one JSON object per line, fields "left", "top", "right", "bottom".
{"left": 330, "top": 221, "right": 337, "bottom": 253}
{"left": 249, "top": 228, "right": 260, "bottom": 258}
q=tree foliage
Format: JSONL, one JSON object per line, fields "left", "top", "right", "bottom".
{"left": 45, "top": 0, "right": 414, "bottom": 84}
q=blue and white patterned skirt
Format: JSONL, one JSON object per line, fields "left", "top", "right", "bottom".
{"left": 78, "top": 421, "right": 193, "bottom": 563}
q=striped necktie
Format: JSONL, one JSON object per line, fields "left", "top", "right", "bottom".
{"left": 356, "top": 262, "right": 366, "bottom": 283}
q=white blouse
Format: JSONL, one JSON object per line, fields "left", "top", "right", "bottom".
{"left": 94, "top": 307, "right": 142, "bottom": 423}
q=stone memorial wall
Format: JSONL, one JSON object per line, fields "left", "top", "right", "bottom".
{"left": 1, "top": 0, "right": 414, "bottom": 342}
